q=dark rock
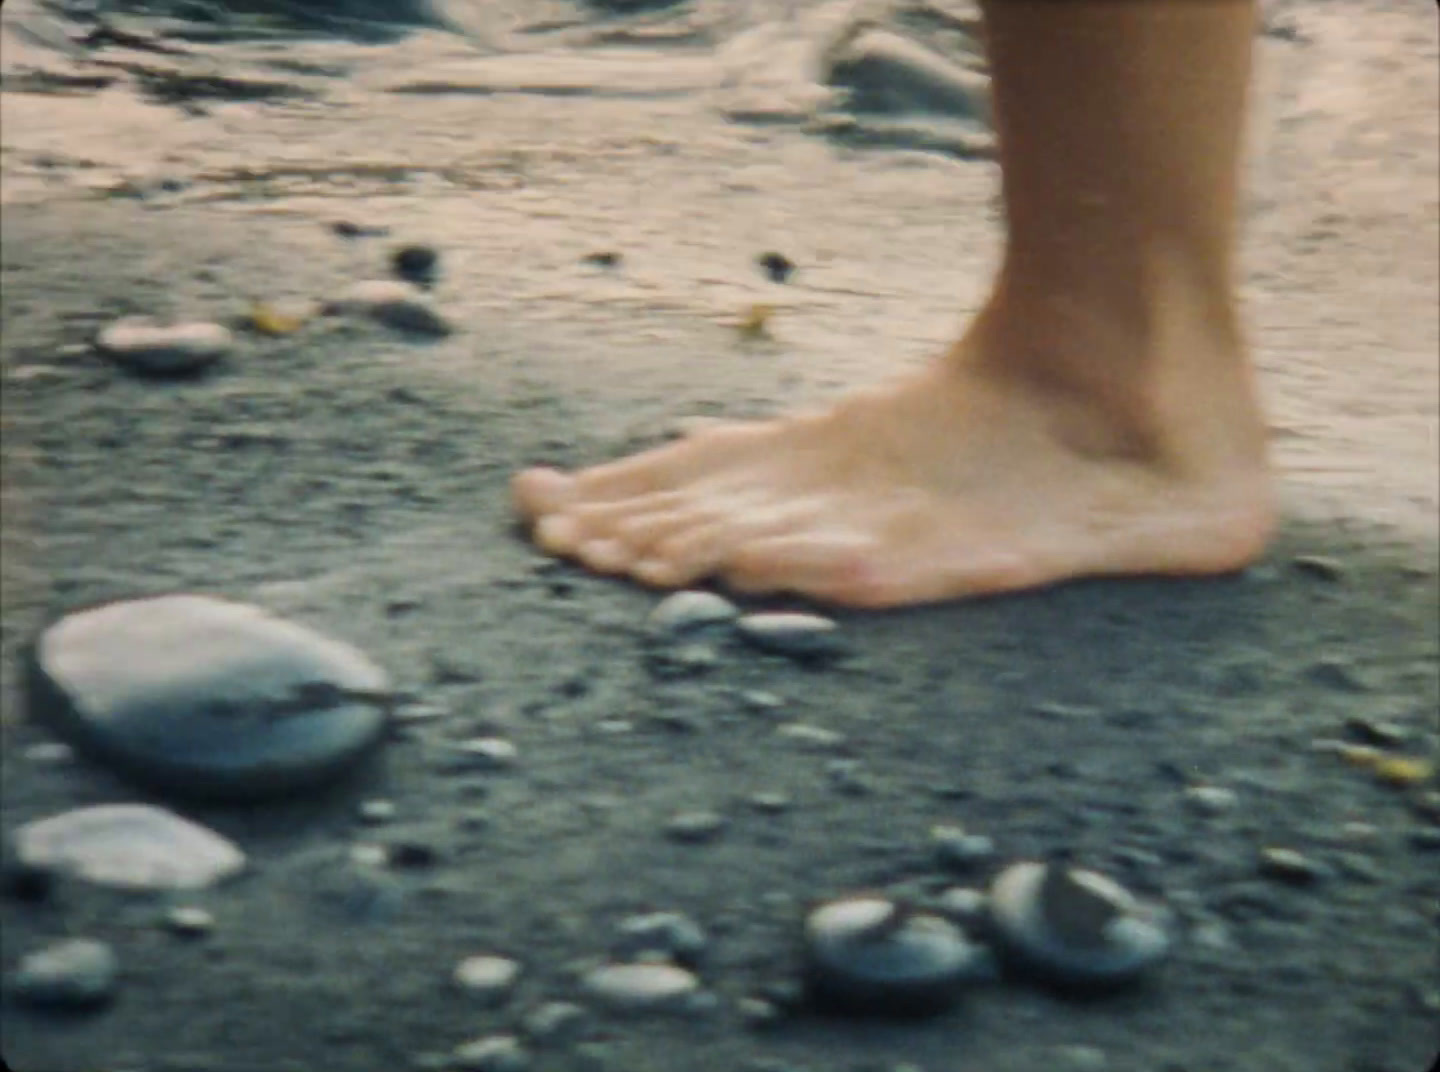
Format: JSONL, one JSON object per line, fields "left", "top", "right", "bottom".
{"left": 2, "top": 834, "right": 56, "bottom": 902}
{"left": 823, "top": 30, "right": 990, "bottom": 122}
{"left": 931, "top": 826, "right": 996, "bottom": 872}
{"left": 1291, "top": 554, "right": 1345, "bottom": 580}
{"left": 26, "top": 594, "right": 392, "bottom": 800}
{"left": 391, "top": 244, "right": 439, "bottom": 287}
{"left": 614, "top": 912, "right": 708, "bottom": 966}
{"left": 757, "top": 252, "right": 795, "bottom": 283}
{"left": 583, "top": 250, "right": 622, "bottom": 268}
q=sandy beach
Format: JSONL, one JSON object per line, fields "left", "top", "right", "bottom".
{"left": 2, "top": 1, "right": 1437, "bottom": 1070}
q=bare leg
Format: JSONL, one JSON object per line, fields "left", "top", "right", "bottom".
{"left": 511, "top": 0, "right": 1273, "bottom": 608}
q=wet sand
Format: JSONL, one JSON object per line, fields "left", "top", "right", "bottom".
{"left": 2, "top": 2, "right": 1437, "bottom": 1070}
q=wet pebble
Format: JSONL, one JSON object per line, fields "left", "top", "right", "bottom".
{"left": 1343, "top": 715, "right": 1409, "bottom": 748}
{"left": 648, "top": 590, "right": 739, "bottom": 634}
{"left": 615, "top": 912, "right": 708, "bottom": 966}
{"left": 1305, "top": 656, "right": 1370, "bottom": 692}
{"left": 740, "top": 690, "right": 785, "bottom": 715}
{"left": 1257, "top": 847, "right": 1329, "bottom": 886}
{"left": 164, "top": 905, "right": 216, "bottom": 937}
{"left": 930, "top": 825, "right": 996, "bottom": 872}
{"left": 27, "top": 594, "right": 392, "bottom": 800}
{"left": 736, "top": 613, "right": 843, "bottom": 661}
{"left": 325, "top": 279, "right": 453, "bottom": 336}
{"left": 581, "top": 962, "right": 700, "bottom": 1015}
{"left": 803, "top": 896, "right": 987, "bottom": 1016}
{"left": 1291, "top": 554, "right": 1344, "bottom": 580}
{"left": 452, "top": 1035, "right": 530, "bottom": 1072}
{"left": 453, "top": 955, "right": 521, "bottom": 1005}
{"left": 22, "top": 741, "right": 74, "bottom": 764}
{"left": 1, "top": 835, "right": 56, "bottom": 903}
{"left": 932, "top": 887, "right": 987, "bottom": 924}
{"left": 15, "top": 804, "right": 245, "bottom": 890}
{"left": 986, "top": 862, "right": 1171, "bottom": 990}
{"left": 449, "top": 737, "right": 520, "bottom": 770}
{"left": 582, "top": 250, "right": 621, "bottom": 268}
{"left": 96, "top": 317, "right": 232, "bottom": 377}
{"left": 826, "top": 758, "right": 876, "bottom": 797}
{"left": 757, "top": 251, "right": 795, "bottom": 283}
{"left": 11, "top": 938, "right": 118, "bottom": 1009}
{"left": 1183, "top": 785, "right": 1239, "bottom": 815}
{"left": 737, "top": 996, "right": 782, "bottom": 1029}
{"left": 1407, "top": 827, "right": 1440, "bottom": 852}
{"left": 391, "top": 244, "right": 439, "bottom": 287}
{"left": 665, "top": 810, "right": 727, "bottom": 843}
{"left": 358, "top": 799, "right": 397, "bottom": 824}
{"left": 521, "top": 1001, "right": 589, "bottom": 1046}
{"left": 750, "top": 792, "right": 792, "bottom": 813}
{"left": 777, "top": 722, "right": 846, "bottom": 750}
{"left": 1054, "top": 1045, "right": 1109, "bottom": 1072}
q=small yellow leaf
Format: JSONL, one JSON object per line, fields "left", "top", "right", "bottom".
{"left": 1336, "top": 743, "right": 1382, "bottom": 768}
{"left": 1372, "top": 755, "right": 1434, "bottom": 787}
{"left": 737, "top": 303, "right": 774, "bottom": 338}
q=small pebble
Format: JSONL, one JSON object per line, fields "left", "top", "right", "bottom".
{"left": 736, "top": 613, "right": 843, "bottom": 661}
{"left": 1053, "top": 1045, "right": 1109, "bottom": 1072}
{"left": 96, "top": 317, "right": 232, "bottom": 376}
{"left": 664, "top": 811, "right": 727, "bottom": 843}
{"left": 777, "top": 723, "right": 846, "bottom": 749}
{"left": 583, "top": 250, "right": 621, "bottom": 268}
{"left": 22, "top": 741, "right": 74, "bottom": 764}
{"left": 739, "top": 690, "right": 785, "bottom": 714}
{"left": 931, "top": 826, "right": 996, "bottom": 872}
{"left": 350, "top": 843, "right": 389, "bottom": 868}
{"left": 826, "top": 758, "right": 876, "bottom": 797}
{"left": 521, "top": 1001, "right": 588, "bottom": 1046}
{"left": 326, "top": 280, "right": 453, "bottom": 336}
{"left": 1291, "top": 554, "right": 1345, "bottom": 581}
{"left": 933, "top": 887, "right": 987, "bottom": 923}
{"left": 331, "top": 219, "right": 389, "bottom": 238}
{"left": 1183, "top": 785, "right": 1239, "bottom": 815}
{"left": 164, "top": 906, "right": 215, "bottom": 937}
{"left": 737, "top": 996, "right": 782, "bottom": 1029}
{"left": 452, "top": 1035, "right": 530, "bottom": 1072}
{"left": 391, "top": 244, "right": 439, "bottom": 287}
{"left": 450, "top": 737, "right": 519, "bottom": 770}
{"left": 1407, "top": 828, "right": 1440, "bottom": 852}
{"left": 581, "top": 962, "right": 700, "bottom": 1015}
{"left": 1257, "top": 847, "right": 1329, "bottom": 885}
{"left": 1343, "top": 715, "right": 1409, "bottom": 748}
{"left": 648, "top": 590, "right": 739, "bottom": 634}
{"left": 358, "top": 799, "right": 397, "bottom": 824}
{"left": 750, "top": 792, "right": 791, "bottom": 813}
{"left": 453, "top": 956, "right": 521, "bottom": 1005}
{"left": 16, "top": 805, "right": 246, "bottom": 891}
{"left": 11, "top": 938, "right": 118, "bottom": 1009}
{"left": 615, "top": 912, "right": 708, "bottom": 966}
{"left": 757, "top": 251, "right": 795, "bottom": 283}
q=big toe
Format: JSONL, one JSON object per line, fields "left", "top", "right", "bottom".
{"left": 512, "top": 467, "right": 575, "bottom": 520}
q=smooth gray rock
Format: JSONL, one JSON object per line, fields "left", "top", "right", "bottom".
{"left": 12, "top": 938, "right": 118, "bottom": 1009}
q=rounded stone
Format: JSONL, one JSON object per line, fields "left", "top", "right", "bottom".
{"left": 664, "top": 811, "right": 727, "bottom": 843}
{"left": 614, "top": 912, "right": 708, "bottom": 966}
{"left": 326, "top": 279, "right": 453, "bottom": 336}
{"left": 986, "top": 862, "right": 1171, "bottom": 991}
{"left": 392, "top": 244, "right": 440, "bottom": 286}
{"left": 647, "top": 591, "right": 740, "bottom": 634}
{"left": 581, "top": 962, "right": 700, "bottom": 1014}
{"left": 1183, "top": 785, "right": 1239, "bottom": 815}
{"left": 11, "top": 938, "right": 119, "bottom": 1009}
{"left": 1257, "top": 847, "right": 1329, "bottom": 885}
{"left": 453, "top": 955, "right": 521, "bottom": 1004}
{"left": 96, "top": 317, "right": 233, "bottom": 377}
{"left": 803, "top": 896, "right": 985, "bottom": 1016}
{"left": 930, "top": 826, "right": 997, "bottom": 871}
{"left": 25, "top": 594, "right": 392, "bottom": 800}
{"left": 736, "top": 613, "right": 843, "bottom": 661}
{"left": 452, "top": 1034, "right": 530, "bottom": 1072}
{"left": 521, "top": 1001, "right": 588, "bottom": 1045}
{"left": 165, "top": 906, "right": 216, "bottom": 936}
{"left": 15, "top": 804, "right": 245, "bottom": 890}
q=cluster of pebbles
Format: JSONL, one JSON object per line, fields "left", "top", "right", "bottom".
{"left": 5, "top": 577, "right": 1437, "bottom": 1065}
{"left": 92, "top": 237, "right": 452, "bottom": 378}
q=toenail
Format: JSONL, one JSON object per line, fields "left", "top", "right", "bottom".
{"left": 535, "top": 513, "right": 581, "bottom": 554}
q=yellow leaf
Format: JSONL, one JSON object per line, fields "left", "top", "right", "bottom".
{"left": 737, "top": 303, "right": 774, "bottom": 338}
{"left": 1372, "top": 755, "right": 1434, "bottom": 787}
{"left": 249, "top": 302, "right": 307, "bottom": 336}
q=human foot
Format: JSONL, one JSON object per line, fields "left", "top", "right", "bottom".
{"left": 510, "top": 324, "right": 1274, "bottom": 609}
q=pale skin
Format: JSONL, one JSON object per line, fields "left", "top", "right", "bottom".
{"left": 512, "top": 0, "right": 1275, "bottom": 609}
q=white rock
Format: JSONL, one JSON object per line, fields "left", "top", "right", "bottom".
{"left": 15, "top": 804, "right": 245, "bottom": 891}
{"left": 736, "top": 612, "right": 842, "bottom": 658}
{"left": 453, "top": 955, "right": 521, "bottom": 1005}
{"left": 96, "top": 317, "right": 232, "bottom": 375}
{"left": 648, "top": 591, "right": 739, "bottom": 634}
{"left": 581, "top": 962, "right": 700, "bottom": 1014}
{"left": 12, "top": 938, "right": 118, "bottom": 1008}
{"left": 327, "top": 279, "right": 452, "bottom": 336}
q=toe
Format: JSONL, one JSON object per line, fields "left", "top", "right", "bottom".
{"left": 724, "top": 532, "right": 881, "bottom": 604}
{"left": 512, "top": 467, "right": 575, "bottom": 519}
{"left": 576, "top": 537, "right": 633, "bottom": 575}
{"left": 534, "top": 513, "right": 584, "bottom": 556}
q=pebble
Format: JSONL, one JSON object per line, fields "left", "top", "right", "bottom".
{"left": 11, "top": 938, "right": 119, "bottom": 1009}
{"left": 664, "top": 810, "right": 727, "bottom": 843}
{"left": 26, "top": 594, "right": 392, "bottom": 800}
{"left": 22, "top": 741, "right": 74, "bottom": 764}
{"left": 1053, "top": 1045, "right": 1109, "bottom": 1072}
{"left": 777, "top": 723, "right": 846, "bottom": 749}
{"left": 740, "top": 690, "right": 785, "bottom": 714}
{"left": 750, "top": 792, "right": 792, "bottom": 813}
{"left": 1343, "top": 715, "right": 1409, "bottom": 747}
{"left": 757, "top": 251, "right": 795, "bottom": 283}
{"left": 1305, "top": 656, "right": 1370, "bottom": 692}
{"left": 15, "top": 804, "right": 245, "bottom": 891}
{"left": 449, "top": 737, "right": 520, "bottom": 770}
{"left": 96, "top": 317, "right": 233, "bottom": 377}
{"left": 648, "top": 590, "right": 739, "bottom": 634}
{"left": 453, "top": 956, "right": 521, "bottom": 1005}
{"left": 452, "top": 1035, "right": 530, "bottom": 1072}
{"left": 986, "top": 862, "right": 1171, "bottom": 990}
{"left": 735, "top": 613, "right": 843, "bottom": 661}
{"left": 1407, "top": 827, "right": 1440, "bottom": 852}
{"left": 581, "top": 962, "right": 700, "bottom": 1015}
{"left": 582, "top": 250, "right": 621, "bottom": 268}
{"left": 614, "top": 912, "right": 708, "bottom": 966}
{"left": 358, "top": 799, "right": 397, "bottom": 824}
{"left": 823, "top": 30, "right": 991, "bottom": 123}
{"left": 932, "top": 887, "right": 987, "bottom": 924}
{"left": 1257, "top": 847, "right": 1329, "bottom": 885}
{"left": 931, "top": 825, "right": 996, "bottom": 872}
{"left": 391, "top": 244, "right": 439, "bottom": 287}
{"left": 737, "top": 996, "right": 782, "bottom": 1029}
{"left": 325, "top": 279, "right": 453, "bottom": 336}
{"left": 521, "top": 1001, "right": 589, "bottom": 1046}
{"left": 164, "top": 906, "right": 216, "bottom": 937}
{"left": 1291, "top": 554, "right": 1345, "bottom": 580}
{"left": 1183, "top": 785, "right": 1239, "bottom": 815}
{"left": 803, "top": 896, "right": 987, "bottom": 1016}
{"left": 1, "top": 835, "right": 56, "bottom": 902}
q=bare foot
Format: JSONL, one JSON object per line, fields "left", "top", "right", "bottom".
{"left": 511, "top": 316, "right": 1275, "bottom": 609}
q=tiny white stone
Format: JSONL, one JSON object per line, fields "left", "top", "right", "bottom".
{"left": 453, "top": 955, "right": 521, "bottom": 1004}
{"left": 96, "top": 317, "right": 233, "bottom": 375}
{"left": 456, "top": 737, "right": 519, "bottom": 768}
{"left": 452, "top": 1034, "right": 530, "bottom": 1072}
{"left": 582, "top": 962, "right": 700, "bottom": 1014}
{"left": 736, "top": 612, "right": 841, "bottom": 658}
{"left": 648, "top": 591, "right": 739, "bottom": 633}
{"left": 776, "top": 723, "right": 846, "bottom": 749}
{"left": 1183, "top": 785, "right": 1238, "bottom": 815}
{"left": 16, "top": 805, "right": 245, "bottom": 891}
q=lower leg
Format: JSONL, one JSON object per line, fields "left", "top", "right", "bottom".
{"left": 510, "top": 0, "right": 1273, "bottom": 608}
